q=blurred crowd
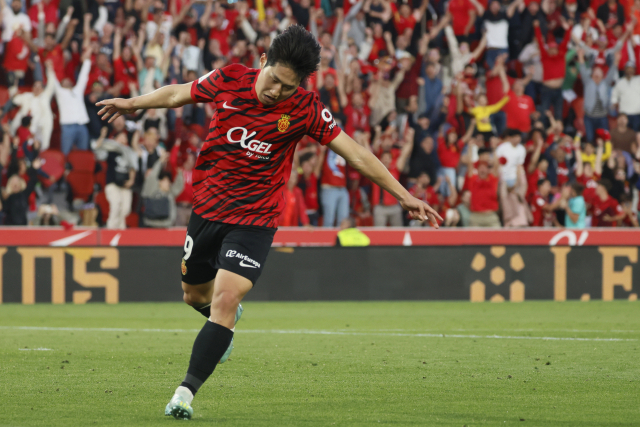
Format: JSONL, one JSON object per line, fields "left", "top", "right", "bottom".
{"left": 1, "top": 0, "right": 640, "bottom": 228}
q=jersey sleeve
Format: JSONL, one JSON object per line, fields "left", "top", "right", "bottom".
{"left": 190, "top": 69, "right": 221, "bottom": 103}
{"left": 305, "top": 93, "right": 343, "bottom": 146}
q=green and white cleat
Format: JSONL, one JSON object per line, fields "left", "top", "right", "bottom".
{"left": 219, "top": 304, "right": 243, "bottom": 364}
{"left": 164, "top": 394, "right": 194, "bottom": 420}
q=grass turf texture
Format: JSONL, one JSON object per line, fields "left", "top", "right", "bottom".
{"left": 0, "top": 302, "right": 638, "bottom": 426}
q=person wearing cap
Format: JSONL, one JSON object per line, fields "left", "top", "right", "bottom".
{"left": 611, "top": 61, "right": 640, "bottom": 132}
{"left": 577, "top": 47, "right": 620, "bottom": 143}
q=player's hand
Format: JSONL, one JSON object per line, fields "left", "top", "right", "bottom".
{"left": 96, "top": 98, "right": 137, "bottom": 123}
{"left": 400, "top": 195, "right": 443, "bottom": 228}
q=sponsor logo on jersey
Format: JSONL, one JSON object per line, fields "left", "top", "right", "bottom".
{"left": 277, "top": 114, "right": 291, "bottom": 132}
{"left": 181, "top": 258, "right": 187, "bottom": 275}
{"left": 226, "top": 249, "right": 260, "bottom": 268}
{"left": 227, "top": 127, "right": 272, "bottom": 155}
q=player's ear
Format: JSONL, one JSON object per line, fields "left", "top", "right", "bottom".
{"left": 259, "top": 53, "right": 267, "bottom": 69}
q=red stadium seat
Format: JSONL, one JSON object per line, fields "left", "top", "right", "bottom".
{"left": 125, "top": 212, "right": 139, "bottom": 228}
{"left": 66, "top": 171, "right": 94, "bottom": 201}
{"left": 67, "top": 150, "right": 95, "bottom": 173}
{"left": 38, "top": 149, "right": 65, "bottom": 187}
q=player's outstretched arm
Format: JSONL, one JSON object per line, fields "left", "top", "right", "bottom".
{"left": 96, "top": 82, "right": 195, "bottom": 123}
{"left": 328, "top": 131, "right": 443, "bottom": 228}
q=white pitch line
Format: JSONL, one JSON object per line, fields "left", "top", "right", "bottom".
{"left": 0, "top": 326, "right": 636, "bottom": 342}
{"left": 18, "top": 348, "right": 53, "bottom": 351}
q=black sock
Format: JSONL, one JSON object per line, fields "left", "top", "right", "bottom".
{"left": 180, "top": 321, "right": 233, "bottom": 395}
{"left": 191, "top": 303, "right": 211, "bottom": 319}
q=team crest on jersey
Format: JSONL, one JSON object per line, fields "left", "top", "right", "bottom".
{"left": 277, "top": 114, "right": 291, "bottom": 132}
{"left": 181, "top": 258, "right": 187, "bottom": 275}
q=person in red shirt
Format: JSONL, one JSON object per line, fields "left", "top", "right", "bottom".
{"left": 3, "top": 27, "right": 31, "bottom": 88}
{"left": 437, "top": 124, "right": 474, "bottom": 195}
{"left": 591, "top": 180, "right": 625, "bottom": 226}
{"left": 529, "top": 178, "right": 556, "bottom": 226}
{"left": 620, "top": 194, "right": 639, "bottom": 227}
{"left": 393, "top": 1, "right": 417, "bottom": 37}
{"left": 297, "top": 152, "right": 321, "bottom": 226}
{"left": 534, "top": 19, "right": 572, "bottom": 119}
{"left": 448, "top": 0, "right": 476, "bottom": 42}
{"left": 280, "top": 168, "right": 310, "bottom": 226}
{"left": 464, "top": 159, "right": 501, "bottom": 227}
{"left": 112, "top": 28, "right": 140, "bottom": 98}
{"left": 372, "top": 129, "right": 414, "bottom": 226}
{"left": 505, "top": 78, "right": 536, "bottom": 133}
{"left": 343, "top": 93, "right": 371, "bottom": 137}
{"left": 408, "top": 172, "right": 442, "bottom": 225}
{"left": 526, "top": 135, "right": 549, "bottom": 200}
{"left": 39, "top": 31, "right": 70, "bottom": 82}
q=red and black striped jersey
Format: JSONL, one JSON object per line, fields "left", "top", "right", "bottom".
{"left": 190, "top": 64, "right": 342, "bottom": 228}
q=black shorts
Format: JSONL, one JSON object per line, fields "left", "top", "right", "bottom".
{"left": 181, "top": 212, "right": 276, "bottom": 286}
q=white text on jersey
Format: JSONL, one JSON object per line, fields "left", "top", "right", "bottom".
{"left": 227, "top": 127, "right": 273, "bottom": 155}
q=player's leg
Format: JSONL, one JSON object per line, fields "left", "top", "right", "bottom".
{"left": 167, "top": 272, "right": 251, "bottom": 420}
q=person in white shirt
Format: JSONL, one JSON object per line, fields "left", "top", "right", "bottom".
{"left": 1, "top": 0, "right": 31, "bottom": 42}
{"left": 48, "top": 49, "right": 93, "bottom": 155}
{"left": 9, "top": 72, "right": 55, "bottom": 150}
{"left": 611, "top": 62, "right": 640, "bottom": 132}
{"left": 495, "top": 129, "right": 526, "bottom": 187}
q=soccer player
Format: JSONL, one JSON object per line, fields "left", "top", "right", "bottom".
{"left": 97, "top": 25, "right": 441, "bottom": 420}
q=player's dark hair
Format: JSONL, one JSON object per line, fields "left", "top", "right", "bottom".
{"left": 266, "top": 25, "right": 321, "bottom": 82}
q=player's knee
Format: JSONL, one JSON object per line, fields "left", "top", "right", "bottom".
{"left": 211, "top": 289, "right": 241, "bottom": 314}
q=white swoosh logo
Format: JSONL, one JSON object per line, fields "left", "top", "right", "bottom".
{"left": 223, "top": 101, "right": 240, "bottom": 110}
{"left": 239, "top": 260, "right": 257, "bottom": 268}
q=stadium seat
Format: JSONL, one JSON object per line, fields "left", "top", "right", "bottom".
{"left": 38, "top": 149, "right": 65, "bottom": 187}
{"left": 125, "top": 212, "right": 139, "bottom": 228}
{"left": 67, "top": 150, "right": 96, "bottom": 173}
{"left": 66, "top": 171, "right": 94, "bottom": 201}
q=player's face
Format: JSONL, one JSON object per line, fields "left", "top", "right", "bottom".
{"left": 257, "top": 56, "right": 301, "bottom": 105}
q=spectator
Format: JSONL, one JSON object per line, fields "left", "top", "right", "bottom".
{"left": 169, "top": 140, "right": 195, "bottom": 227}
{"left": 611, "top": 62, "right": 640, "bottom": 132}
{"left": 1, "top": 158, "right": 41, "bottom": 225}
{"left": 577, "top": 48, "right": 619, "bottom": 143}
{"left": 496, "top": 129, "right": 526, "bottom": 187}
{"left": 319, "top": 145, "right": 349, "bottom": 227}
{"left": 530, "top": 178, "right": 553, "bottom": 226}
{"left": 562, "top": 182, "right": 587, "bottom": 228}
{"left": 8, "top": 75, "right": 54, "bottom": 150}
{"left": 141, "top": 152, "right": 184, "bottom": 228}
{"left": 464, "top": 159, "right": 501, "bottom": 227}
{"left": 1, "top": 0, "right": 31, "bottom": 44}
{"left": 437, "top": 124, "right": 474, "bottom": 195}
{"left": 610, "top": 114, "right": 636, "bottom": 154}
{"left": 534, "top": 19, "right": 572, "bottom": 120}
{"left": 591, "top": 180, "right": 624, "bottom": 226}
{"left": 372, "top": 128, "right": 413, "bottom": 226}
{"left": 297, "top": 152, "right": 321, "bottom": 226}
{"left": 504, "top": 74, "right": 536, "bottom": 135}
{"left": 280, "top": 167, "right": 310, "bottom": 227}
{"left": 483, "top": 0, "right": 522, "bottom": 69}
{"left": 95, "top": 129, "right": 138, "bottom": 229}
{"left": 500, "top": 166, "right": 532, "bottom": 227}
{"left": 49, "top": 49, "right": 92, "bottom": 155}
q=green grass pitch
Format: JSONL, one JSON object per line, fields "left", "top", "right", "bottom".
{"left": 0, "top": 301, "right": 638, "bottom": 426}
